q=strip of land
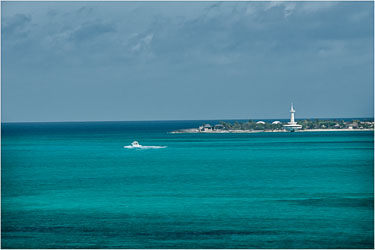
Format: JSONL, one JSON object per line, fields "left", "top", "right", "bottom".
{"left": 170, "top": 119, "right": 374, "bottom": 134}
{"left": 170, "top": 128, "right": 374, "bottom": 134}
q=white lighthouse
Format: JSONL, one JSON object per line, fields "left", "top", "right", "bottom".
{"left": 283, "top": 103, "right": 302, "bottom": 132}
{"left": 289, "top": 103, "right": 296, "bottom": 125}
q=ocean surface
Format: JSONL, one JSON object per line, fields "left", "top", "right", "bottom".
{"left": 2, "top": 121, "right": 374, "bottom": 249}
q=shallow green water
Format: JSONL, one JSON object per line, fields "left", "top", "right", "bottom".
{"left": 2, "top": 121, "right": 374, "bottom": 248}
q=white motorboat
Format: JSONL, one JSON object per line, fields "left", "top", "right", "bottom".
{"left": 124, "top": 141, "right": 142, "bottom": 148}
{"left": 124, "top": 141, "right": 166, "bottom": 149}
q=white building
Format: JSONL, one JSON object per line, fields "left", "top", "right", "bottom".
{"left": 214, "top": 124, "right": 225, "bottom": 131}
{"left": 283, "top": 103, "right": 302, "bottom": 132}
{"left": 199, "top": 124, "right": 213, "bottom": 132}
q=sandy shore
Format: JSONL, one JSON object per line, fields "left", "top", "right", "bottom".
{"left": 170, "top": 128, "right": 374, "bottom": 134}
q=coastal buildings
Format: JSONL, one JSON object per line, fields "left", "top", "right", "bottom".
{"left": 283, "top": 104, "right": 302, "bottom": 132}
{"left": 214, "top": 124, "right": 225, "bottom": 131}
{"left": 199, "top": 124, "right": 226, "bottom": 132}
{"left": 199, "top": 124, "right": 213, "bottom": 132}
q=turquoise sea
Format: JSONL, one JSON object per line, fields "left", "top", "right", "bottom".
{"left": 2, "top": 121, "right": 374, "bottom": 248}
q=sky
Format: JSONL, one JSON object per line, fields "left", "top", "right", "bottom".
{"left": 2, "top": 1, "right": 374, "bottom": 122}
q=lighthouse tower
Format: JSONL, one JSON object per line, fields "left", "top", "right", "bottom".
{"left": 283, "top": 103, "right": 302, "bottom": 132}
{"left": 289, "top": 103, "right": 296, "bottom": 125}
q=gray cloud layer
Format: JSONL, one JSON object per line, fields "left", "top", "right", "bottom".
{"left": 2, "top": 2, "right": 374, "bottom": 122}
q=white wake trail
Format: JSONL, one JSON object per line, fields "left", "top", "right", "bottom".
{"left": 123, "top": 144, "right": 167, "bottom": 149}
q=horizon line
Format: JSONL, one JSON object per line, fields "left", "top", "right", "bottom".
{"left": 2, "top": 116, "right": 374, "bottom": 124}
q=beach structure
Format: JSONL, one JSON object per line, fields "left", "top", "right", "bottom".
{"left": 283, "top": 104, "right": 302, "bottom": 132}
{"left": 214, "top": 124, "right": 225, "bottom": 131}
{"left": 272, "top": 121, "right": 281, "bottom": 124}
{"left": 199, "top": 124, "right": 213, "bottom": 132}
{"left": 256, "top": 121, "right": 265, "bottom": 124}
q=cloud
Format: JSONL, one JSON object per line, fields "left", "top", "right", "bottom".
{"left": 1, "top": 2, "right": 373, "bottom": 122}
{"left": 70, "top": 20, "right": 115, "bottom": 42}
{"left": 300, "top": 2, "right": 338, "bottom": 13}
{"left": 131, "top": 33, "right": 153, "bottom": 52}
{"left": 283, "top": 3, "right": 296, "bottom": 17}
{"left": 2, "top": 13, "right": 31, "bottom": 39}
{"left": 131, "top": 43, "right": 141, "bottom": 52}
{"left": 143, "top": 33, "right": 153, "bottom": 44}
{"left": 263, "top": 2, "right": 337, "bottom": 18}
{"left": 2, "top": 2, "right": 373, "bottom": 69}
{"left": 264, "top": 2, "right": 296, "bottom": 17}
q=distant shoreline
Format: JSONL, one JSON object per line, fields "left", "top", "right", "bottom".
{"left": 170, "top": 128, "right": 374, "bottom": 134}
{"left": 170, "top": 117, "right": 374, "bottom": 134}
